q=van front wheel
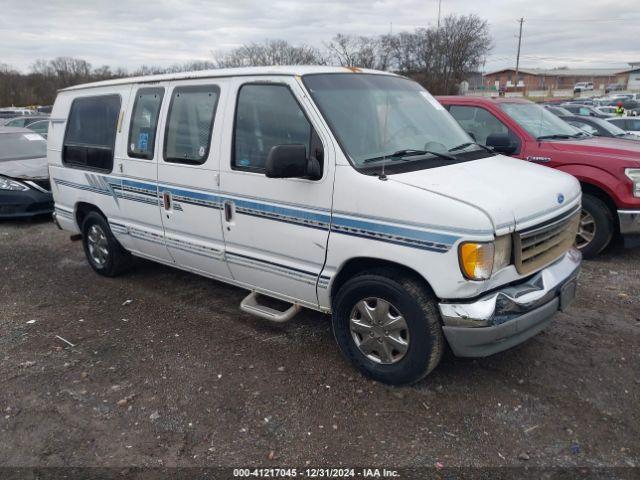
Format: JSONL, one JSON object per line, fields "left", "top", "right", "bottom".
{"left": 332, "top": 269, "right": 444, "bottom": 385}
{"left": 81, "top": 211, "right": 132, "bottom": 277}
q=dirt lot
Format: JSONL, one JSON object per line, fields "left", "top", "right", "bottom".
{"left": 0, "top": 218, "right": 638, "bottom": 473}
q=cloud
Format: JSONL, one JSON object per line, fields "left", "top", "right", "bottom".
{"left": 1, "top": 0, "right": 638, "bottom": 72}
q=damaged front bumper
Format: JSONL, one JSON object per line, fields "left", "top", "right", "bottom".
{"left": 438, "top": 248, "right": 581, "bottom": 357}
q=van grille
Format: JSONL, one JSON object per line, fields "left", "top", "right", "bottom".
{"left": 514, "top": 206, "right": 580, "bottom": 275}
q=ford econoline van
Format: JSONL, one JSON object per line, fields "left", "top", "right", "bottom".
{"left": 49, "top": 67, "right": 582, "bottom": 384}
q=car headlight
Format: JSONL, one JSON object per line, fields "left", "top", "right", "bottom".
{"left": 0, "top": 176, "right": 29, "bottom": 191}
{"left": 459, "top": 235, "right": 512, "bottom": 281}
{"left": 625, "top": 168, "right": 640, "bottom": 197}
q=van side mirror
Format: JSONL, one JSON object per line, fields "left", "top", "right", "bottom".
{"left": 265, "top": 144, "right": 308, "bottom": 179}
{"left": 486, "top": 133, "right": 518, "bottom": 155}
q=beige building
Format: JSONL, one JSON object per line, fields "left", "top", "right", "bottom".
{"left": 484, "top": 64, "right": 640, "bottom": 92}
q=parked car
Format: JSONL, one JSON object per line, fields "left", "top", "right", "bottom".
{"left": 620, "top": 100, "right": 640, "bottom": 116}
{"left": 2, "top": 115, "right": 49, "bottom": 129}
{"left": 573, "top": 82, "right": 594, "bottom": 93}
{"left": 561, "top": 115, "right": 639, "bottom": 141}
{"left": 49, "top": 67, "right": 582, "bottom": 384}
{"left": 560, "top": 104, "right": 611, "bottom": 118}
{"left": 606, "top": 117, "right": 640, "bottom": 135}
{"left": 563, "top": 99, "right": 594, "bottom": 106}
{"left": 0, "top": 111, "right": 22, "bottom": 122}
{"left": 438, "top": 96, "right": 640, "bottom": 257}
{"left": 610, "top": 93, "right": 634, "bottom": 101}
{"left": 596, "top": 105, "right": 619, "bottom": 116}
{"left": 605, "top": 83, "right": 626, "bottom": 93}
{"left": 25, "top": 119, "right": 49, "bottom": 139}
{"left": 0, "top": 127, "right": 53, "bottom": 218}
{"left": 544, "top": 105, "right": 573, "bottom": 117}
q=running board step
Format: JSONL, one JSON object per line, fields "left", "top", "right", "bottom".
{"left": 240, "top": 292, "right": 301, "bottom": 323}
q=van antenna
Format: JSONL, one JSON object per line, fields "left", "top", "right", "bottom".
{"left": 379, "top": 89, "right": 391, "bottom": 181}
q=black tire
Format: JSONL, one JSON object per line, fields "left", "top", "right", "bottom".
{"left": 577, "top": 194, "right": 614, "bottom": 259}
{"left": 331, "top": 268, "right": 444, "bottom": 385}
{"left": 81, "top": 211, "right": 132, "bottom": 277}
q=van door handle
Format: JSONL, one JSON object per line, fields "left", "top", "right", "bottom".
{"left": 224, "top": 201, "right": 233, "bottom": 222}
{"left": 162, "top": 191, "right": 171, "bottom": 210}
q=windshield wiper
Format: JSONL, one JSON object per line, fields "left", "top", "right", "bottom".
{"left": 448, "top": 142, "right": 494, "bottom": 153}
{"left": 363, "top": 149, "right": 458, "bottom": 164}
{"left": 536, "top": 134, "right": 573, "bottom": 140}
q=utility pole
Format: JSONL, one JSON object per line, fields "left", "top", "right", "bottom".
{"left": 437, "top": 0, "right": 442, "bottom": 29}
{"left": 515, "top": 17, "right": 524, "bottom": 88}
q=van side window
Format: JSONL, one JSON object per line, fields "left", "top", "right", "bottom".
{"left": 128, "top": 88, "right": 164, "bottom": 159}
{"left": 164, "top": 85, "right": 220, "bottom": 165}
{"left": 233, "top": 84, "right": 314, "bottom": 173}
{"left": 63, "top": 94, "right": 121, "bottom": 172}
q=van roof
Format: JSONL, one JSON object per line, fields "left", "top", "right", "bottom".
{"left": 60, "top": 66, "right": 399, "bottom": 92}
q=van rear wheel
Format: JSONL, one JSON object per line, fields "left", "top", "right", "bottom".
{"left": 332, "top": 269, "right": 444, "bottom": 385}
{"left": 81, "top": 211, "right": 132, "bottom": 277}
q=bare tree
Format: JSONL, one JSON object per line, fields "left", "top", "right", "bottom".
{"left": 0, "top": 15, "right": 491, "bottom": 106}
{"left": 325, "top": 34, "right": 381, "bottom": 69}
{"left": 213, "top": 39, "right": 325, "bottom": 67}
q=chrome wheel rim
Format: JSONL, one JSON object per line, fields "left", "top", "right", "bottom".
{"left": 87, "top": 224, "right": 109, "bottom": 266}
{"left": 349, "top": 298, "right": 410, "bottom": 365}
{"left": 576, "top": 209, "right": 596, "bottom": 249}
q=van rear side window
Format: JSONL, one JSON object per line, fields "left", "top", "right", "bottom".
{"left": 128, "top": 88, "right": 164, "bottom": 159}
{"left": 63, "top": 94, "right": 121, "bottom": 172}
{"left": 164, "top": 85, "right": 220, "bottom": 165}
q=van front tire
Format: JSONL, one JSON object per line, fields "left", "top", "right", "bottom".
{"left": 332, "top": 269, "right": 444, "bottom": 385}
{"left": 81, "top": 211, "right": 132, "bottom": 277}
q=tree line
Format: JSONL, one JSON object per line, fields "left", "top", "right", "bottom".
{"left": 0, "top": 14, "right": 491, "bottom": 106}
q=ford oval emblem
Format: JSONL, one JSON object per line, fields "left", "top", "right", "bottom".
{"left": 557, "top": 193, "right": 565, "bottom": 204}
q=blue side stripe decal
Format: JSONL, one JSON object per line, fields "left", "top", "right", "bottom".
{"left": 53, "top": 175, "right": 461, "bottom": 253}
{"left": 332, "top": 216, "right": 457, "bottom": 252}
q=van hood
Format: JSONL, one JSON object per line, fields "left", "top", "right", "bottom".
{"left": 388, "top": 155, "right": 581, "bottom": 234}
{"left": 546, "top": 137, "right": 640, "bottom": 164}
{"left": 0, "top": 156, "right": 49, "bottom": 180}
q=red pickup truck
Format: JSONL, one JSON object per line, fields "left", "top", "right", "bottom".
{"left": 438, "top": 96, "right": 640, "bottom": 257}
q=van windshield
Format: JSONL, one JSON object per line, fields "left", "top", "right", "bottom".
{"left": 302, "top": 74, "right": 481, "bottom": 167}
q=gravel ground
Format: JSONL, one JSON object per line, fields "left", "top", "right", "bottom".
{"left": 0, "top": 218, "right": 638, "bottom": 474}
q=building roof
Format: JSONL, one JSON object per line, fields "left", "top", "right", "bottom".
{"left": 485, "top": 67, "right": 631, "bottom": 77}
{"left": 60, "top": 66, "right": 398, "bottom": 92}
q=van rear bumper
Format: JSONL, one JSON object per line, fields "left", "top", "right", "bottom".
{"left": 438, "top": 248, "right": 581, "bottom": 357}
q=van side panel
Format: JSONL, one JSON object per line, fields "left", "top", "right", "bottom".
{"left": 49, "top": 85, "right": 135, "bottom": 252}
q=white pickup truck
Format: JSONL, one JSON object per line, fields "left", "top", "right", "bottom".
{"left": 49, "top": 66, "right": 582, "bottom": 384}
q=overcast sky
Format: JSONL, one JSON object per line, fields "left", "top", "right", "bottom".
{"left": 1, "top": 0, "right": 638, "bottom": 73}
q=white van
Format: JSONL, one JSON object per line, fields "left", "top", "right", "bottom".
{"left": 49, "top": 66, "right": 582, "bottom": 384}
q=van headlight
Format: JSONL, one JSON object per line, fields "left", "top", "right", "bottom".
{"left": 0, "top": 176, "right": 29, "bottom": 191}
{"left": 625, "top": 168, "right": 640, "bottom": 197}
{"left": 458, "top": 235, "right": 512, "bottom": 281}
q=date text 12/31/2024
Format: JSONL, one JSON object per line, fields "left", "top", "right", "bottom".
{"left": 233, "top": 468, "right": 401, "bottom": 478}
